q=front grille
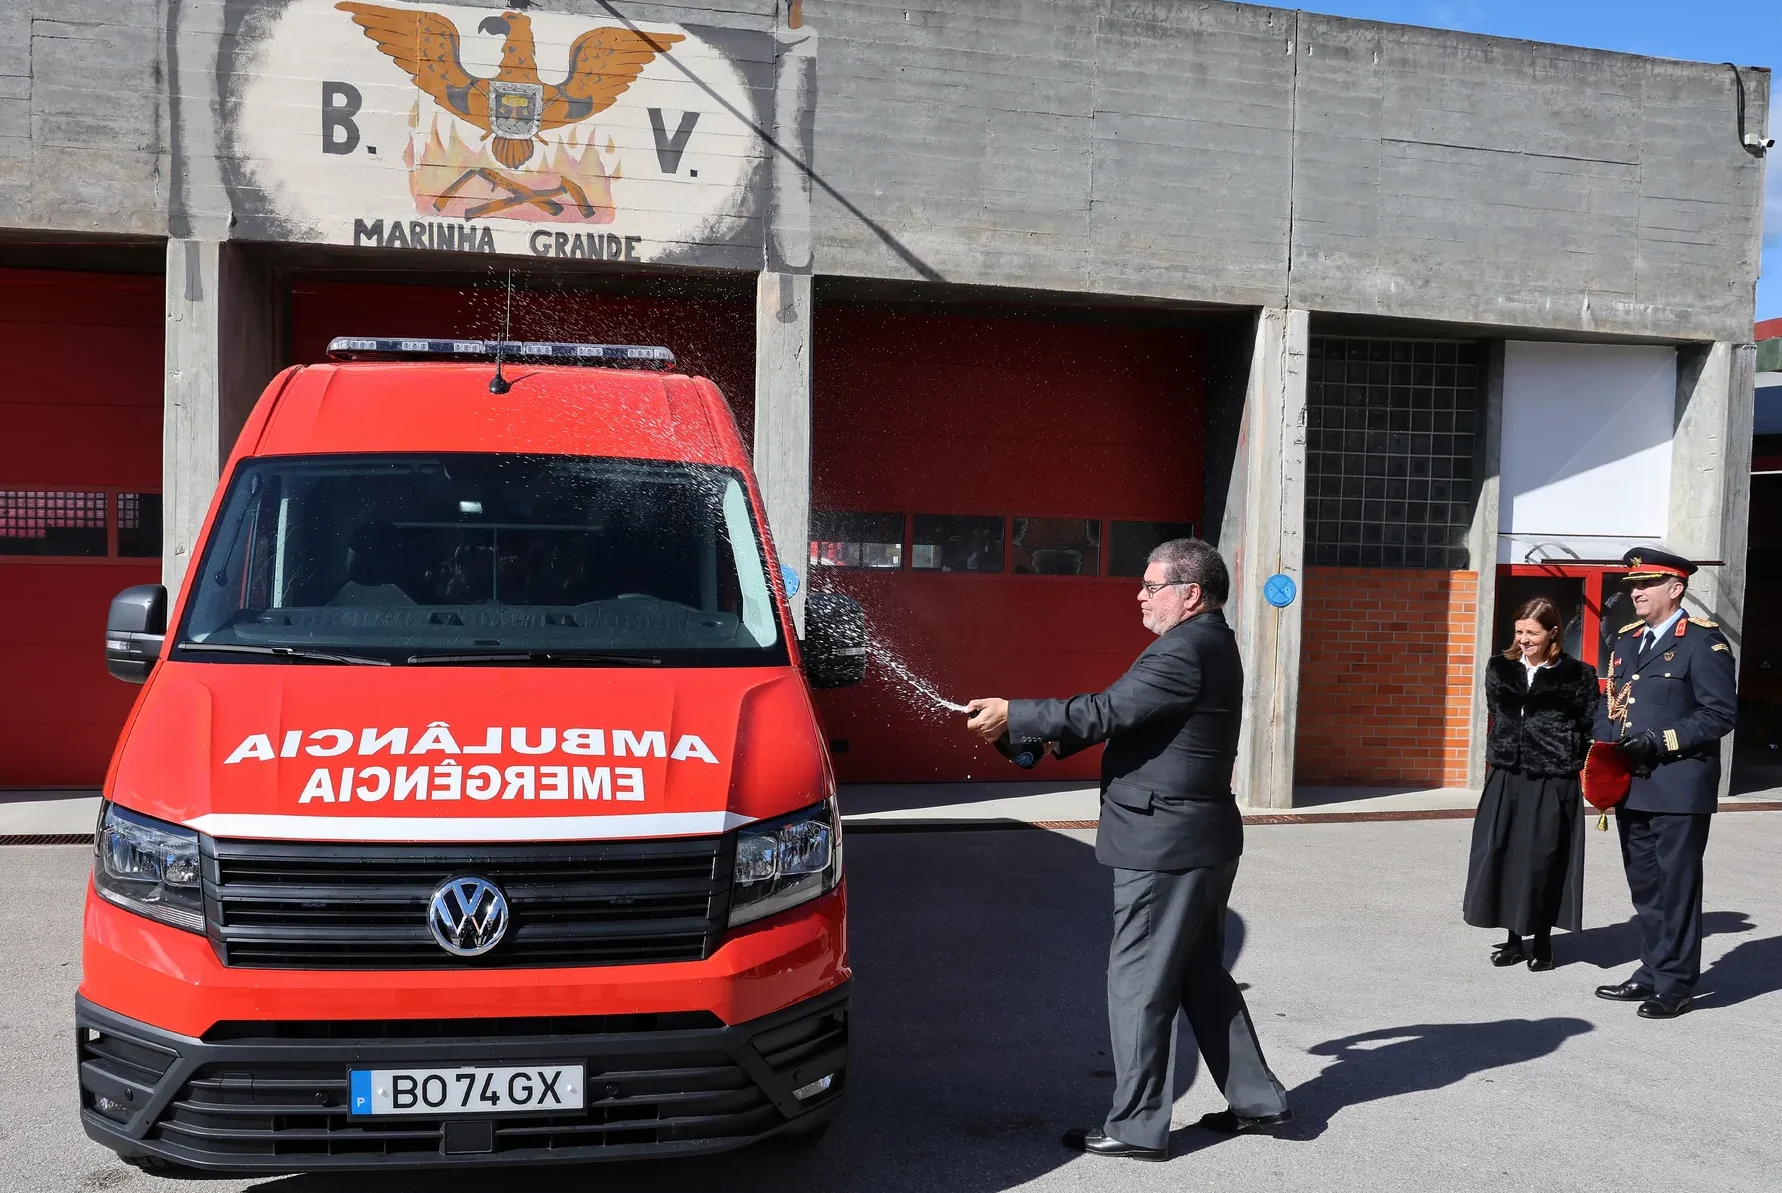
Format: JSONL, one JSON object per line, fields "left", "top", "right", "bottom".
{"left": 77, "top": 989, "right": 849, "bottom": 1168}
{"left": 154, "top": 1054, "right": 777, "bottom": 1158}
{"left": 203, "top": 837, "right": 732, "bottom": 970}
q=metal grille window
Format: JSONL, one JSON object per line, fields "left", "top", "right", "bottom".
{"left": 1304, "top": 338, "right": 1481, "bottom": 569}
{"left": 116, "top": 492, "right": 163, "bottom": 558}
{"left": 911, "top": 514, "right": 1003, "bottom": 573}
{"left": 809, "top": 511, "right": 903, "bottom": 569}
{"left": 0, "top": 490, "right": 108, "bottom": 556}
{"left": 1107, "top": 520, "right": 1197, "bottom": 578}
{"left": 1011, "top": 518, "right": 1099, "bottom": 575}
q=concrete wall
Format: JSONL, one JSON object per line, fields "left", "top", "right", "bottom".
{"left": 811, "top": 2, "right": 1297, "bottom": 305}
{"left": 810, "top": 2, "right": 1769, "bottom": 340}
{"left": 1287, "top": 16, "right": 1768, "bottom": 340}
{"left": 2, "top": 2, "right": 1768, "bottom": 339}
{"left": 1, "top": 0, "right": 171, "bottom": 236}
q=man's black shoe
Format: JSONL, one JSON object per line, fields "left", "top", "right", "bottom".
{"left": 1194, "top": 1108, "right": 1294, "bottom": 1136}
{"left": 1060, "top": 1128, "right": 1167, "bottom": 1161}
{"left": 1637, "top": 993, "right": 1693, "bottom": 1019}
{"left": 1595, "top": 980, "right": 1655, "bottom": 1002}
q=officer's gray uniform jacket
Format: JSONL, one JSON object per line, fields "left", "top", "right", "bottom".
{"left": 1595, "top": 616, "right": 1738, "bottom": 815}
{"left": 1007, "top": 609, "right": 1242, "bottom": 871}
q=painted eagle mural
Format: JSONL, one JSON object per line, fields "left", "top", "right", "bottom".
{"left": 336, "top": 2, "right": 685, "bottom": 171}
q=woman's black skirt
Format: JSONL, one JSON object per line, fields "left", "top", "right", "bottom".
{"left": 1463, "top": 768, "right": 1584, "bottom": 935}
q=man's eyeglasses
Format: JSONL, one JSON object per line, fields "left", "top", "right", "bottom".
{"left": 1139, "top": 580, "right": 1183, "bottom": 596}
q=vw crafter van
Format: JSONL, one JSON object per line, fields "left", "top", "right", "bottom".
{"left": 79, "top": 337, "right": 867, "bottom": 1174}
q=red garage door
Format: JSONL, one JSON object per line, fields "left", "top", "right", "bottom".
{"left": 809, "top": 308, "right": 1205, "bottom": 783}
{"left": 289, "top": 281, "right": 754, "bottom": 431}
{"left": 0, "top": 270, "right": 163, "bottom": 788}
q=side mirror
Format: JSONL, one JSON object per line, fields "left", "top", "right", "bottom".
{"left": 802, "top": 592, "right": 868, "bottom": 689}
{"left": 106, "top": 584, "right": 168, "bottom": 684}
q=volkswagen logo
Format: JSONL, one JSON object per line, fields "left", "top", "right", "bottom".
{"left": 426, "top": 877, "right": 510, "bottom": 957}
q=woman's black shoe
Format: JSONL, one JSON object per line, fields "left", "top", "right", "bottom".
{"left": 1490, "top": 944, "right": 1525, "bottom": 967}
{"left": 1526, "top": 954, "right": 1555, "bottom": 971}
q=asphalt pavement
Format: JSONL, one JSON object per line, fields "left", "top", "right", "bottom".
{"left": 8, "top": 814, "right": 1782, "bottom": 1192}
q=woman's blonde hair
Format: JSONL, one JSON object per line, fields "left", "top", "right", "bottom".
{"left": 1502, "top": 596, "right": 1564, "bottom": 663}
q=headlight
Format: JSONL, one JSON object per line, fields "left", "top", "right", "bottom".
{"left": 728, "top": 797, "right": 842, "bottom": 927}
{"left": 92, "top": 803, "right": 205, "bottom": 933}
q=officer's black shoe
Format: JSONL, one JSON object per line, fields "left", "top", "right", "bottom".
{"left": 1637, "top": 993, "right": 1693, "bottom": 1019}
{"left": 1595, "top": 980, "right": 1655, "bottom": 1002}
{"left": 1195, "top": 1108, "right": 1294, "bottom": 1136}
{"left": 1060, "top": 1128, "right": 1167, "bottom": 1161}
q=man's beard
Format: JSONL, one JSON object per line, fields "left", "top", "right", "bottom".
{"left": 1142, "top": 607, "right": 1170, "bottom": 635}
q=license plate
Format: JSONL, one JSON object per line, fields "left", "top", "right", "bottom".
{"left": 349, "top": 1065, "right": 585, "bottom": 1116}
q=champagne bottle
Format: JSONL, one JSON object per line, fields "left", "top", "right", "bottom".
{"left": 992, "top": 732, "right": 1042, "bottom": 769}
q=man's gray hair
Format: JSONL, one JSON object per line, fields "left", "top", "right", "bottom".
{"left": 1147, "top": 538, "right": 1230, "bottom": 606}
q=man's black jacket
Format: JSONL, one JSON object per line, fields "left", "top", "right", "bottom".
{"left": 1007, "top": 608, "right": 1243, "bottom": 871}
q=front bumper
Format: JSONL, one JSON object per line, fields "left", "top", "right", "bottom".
{"left": 76, "top": 983, "right": 848, "bottom": 1172}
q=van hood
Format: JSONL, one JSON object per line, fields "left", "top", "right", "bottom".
{"left": 108, "top": 662, "right": 829, "bottom": 843}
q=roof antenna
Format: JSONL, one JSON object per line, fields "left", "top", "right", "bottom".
{"left": 489, "top": 269, "right": 514, "bottom": 394}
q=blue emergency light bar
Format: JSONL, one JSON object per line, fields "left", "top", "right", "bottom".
{"left": 325, "top": 336, "right": 676, "bottom": 367}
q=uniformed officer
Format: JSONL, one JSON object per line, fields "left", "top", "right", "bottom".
{"left": 1593, "top": 546, "right": 1737, "bottom": 1019}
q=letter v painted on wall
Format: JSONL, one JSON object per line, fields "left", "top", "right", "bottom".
{"left": 226, "top": 1, "right": 779, "bottom": 264}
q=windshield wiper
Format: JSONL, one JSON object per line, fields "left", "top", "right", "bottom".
{"left": 405, "top": 650, "right": 663, "bottom": 666}
{"left": 179, "top": 643, "right": 393, "bottom": 666}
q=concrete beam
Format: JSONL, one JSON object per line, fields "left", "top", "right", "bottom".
{"left": 161, "top": 240, "right": 281, "bottom": 597}
{"left": 1224, "top": 308, "right": 1309, "bottom": 809}
{"left": 1463, "top": 342, "right": 1507, "bottom": 790}
{"left": 1668, "top": 340, "right": 1757, "bottom": 799}
{"left": 753, "top": 269, "right": 813, "bottom": 633}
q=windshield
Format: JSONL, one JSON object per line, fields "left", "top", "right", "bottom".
{"left": 175, "top": 453, "right": 786, "bottom": 665}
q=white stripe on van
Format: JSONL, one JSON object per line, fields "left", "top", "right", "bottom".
{"left": 181, "top": 811, "right": 756, "bottom": 843}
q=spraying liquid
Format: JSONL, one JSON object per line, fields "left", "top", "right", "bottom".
{"left": 869, "top": 646, "right": 969, "bottom": 714}
{"left": 865, "top": 642, "right": 1041, "bottom": 768}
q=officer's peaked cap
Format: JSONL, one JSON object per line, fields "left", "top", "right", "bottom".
{"left": 1621, "top": 545, "right": 1697, "bottom": 581}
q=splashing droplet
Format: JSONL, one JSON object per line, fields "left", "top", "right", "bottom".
{"left": 869, "top": 646, "right": 967, "bottom": 713}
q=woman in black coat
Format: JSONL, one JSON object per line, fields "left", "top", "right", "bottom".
{"left": 1463, "top": 596, "right": 1600, "bottom": 969}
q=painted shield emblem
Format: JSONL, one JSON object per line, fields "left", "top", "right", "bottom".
{"left": 489, "top": 80, "right": 544, "bottom": 138}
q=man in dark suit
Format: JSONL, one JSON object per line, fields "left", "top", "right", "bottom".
{"left": 1594, "top": 546, "right": 1738, "bottom": 1019}
{"left": 965, "top": 538, "right": 1288, "bottom": 1162}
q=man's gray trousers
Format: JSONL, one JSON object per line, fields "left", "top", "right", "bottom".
{"left": 1104, "top": 860, "right": 1289, "bottom": 1149}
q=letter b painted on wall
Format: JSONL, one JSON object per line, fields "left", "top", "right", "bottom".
{"left": 322, "top": 82, "right": 363, "bottom": 155}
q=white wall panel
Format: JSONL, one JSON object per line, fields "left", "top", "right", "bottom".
{"left": 1498, "top": 341, "right": 1675, "bottom": 563}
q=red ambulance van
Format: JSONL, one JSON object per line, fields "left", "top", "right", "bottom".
{"left": 78, "top": 338, "right": 866, "bottom": 1174}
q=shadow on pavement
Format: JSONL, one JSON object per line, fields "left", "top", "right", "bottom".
{"left": 1697, "top": 931, "right": 1782, "bottom": 1009}
{"left": 248, "top": 827, "right": 1115, "bottom": 1193}
{"left": 1557, "top": 910, "right": 1755, "bottom": 970}
{"left": 1172, "top": 1017, "right": 1594, "bottom": 1149}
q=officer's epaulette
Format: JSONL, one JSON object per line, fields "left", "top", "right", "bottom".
{"left": 1618, "top": 620, "right": 1645, "bottom": 634}
{"left": 1687, "top": 616, "right": 1718, "bottom": 628}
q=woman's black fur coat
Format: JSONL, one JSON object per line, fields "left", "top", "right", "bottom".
{"left": 1485, "top": 654, "right": 1599, "bottom": 777}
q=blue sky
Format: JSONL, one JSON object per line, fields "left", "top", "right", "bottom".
{"left": 1299, "top": 1, "right": 1780, "bottom": 326}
